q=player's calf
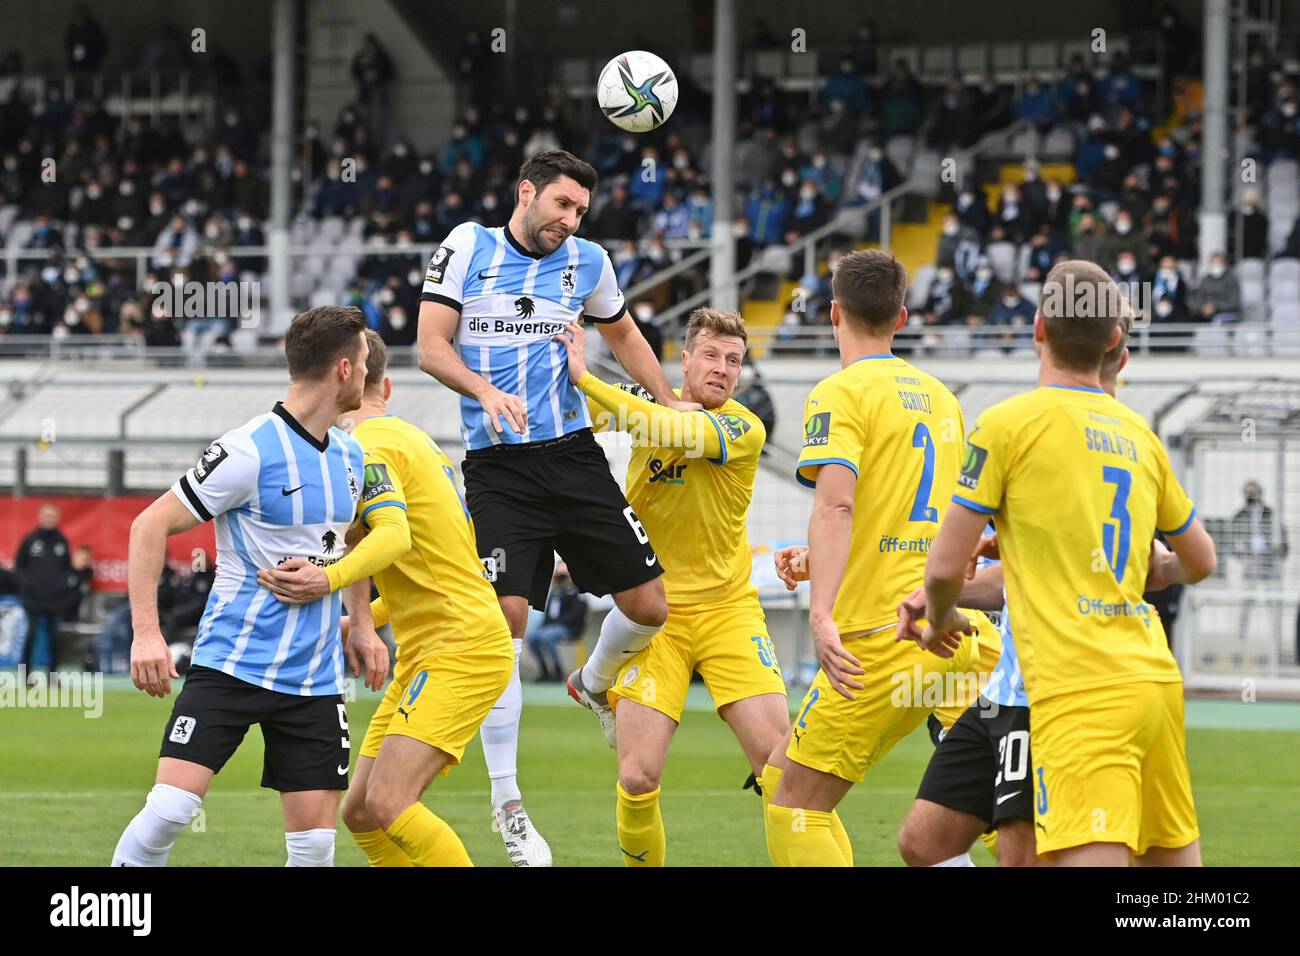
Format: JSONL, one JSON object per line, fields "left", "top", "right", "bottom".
{"left": 897, "top": 799, "right": 986, "bottom": 867}
{"left": 995, "top": 819, "right": 1043, "bottom": 867}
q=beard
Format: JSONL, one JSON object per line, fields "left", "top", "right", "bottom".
{"left": 523, "top": 206, "right": 567, "bottom": 254}
{"left": 336, "top": 379, "right": 365, "bottom": 414}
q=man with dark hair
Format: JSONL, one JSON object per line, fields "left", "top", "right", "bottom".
{"left": 924, "top": 261, "right": 1218, "bottom": 867}
{"left": 416, "top": 148, "right": 689, "bottom": 862}
{"left": 111, "top": 306, "right": 370, "bottom": 868}
{"left": 761, "top": 250, "right": 1000, "bottom": 866}
{"left": 15, "top": 503, "right": 73, "bottom": 676}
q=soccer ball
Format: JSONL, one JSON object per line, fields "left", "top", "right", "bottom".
{"left": 596, "top": 51, "right": 678, "bottom": 133}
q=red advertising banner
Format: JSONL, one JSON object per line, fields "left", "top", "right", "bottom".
{"left": 0, "top": 497, "right": 215, "bottom": 592}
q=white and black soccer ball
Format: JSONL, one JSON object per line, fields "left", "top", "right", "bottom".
{"left": 596, "top": 51, "right": 678, "bottom": 133}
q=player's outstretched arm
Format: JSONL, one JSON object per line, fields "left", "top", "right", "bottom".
{"left": 896, "top": 563, "right": 1004, "bottom": 648}
{"left": 1150, "top": 518, "right": 1217, "bottom": 588}
{"left": 417, "top": 299, "right": 526, "bottom": 434}
{"left": 258, "top": 505, "right": 411, "bottom": 604}
{"left": 593, "top": 312, "right": 697, "bottom": 413}
{"left": 127, "top": 490, "right": 201, "bottom": 698}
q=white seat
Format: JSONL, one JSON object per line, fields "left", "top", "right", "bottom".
{"left": 910, "top": 150, "right": 942, "bottom": 197}
{"left": 1240, "top": 277, "right": 1266, "bottom": 306}
{"left": 1267, "top": 258, "right": 1300, "bottom": 282}
{"left": 1267, "top": 159, "right": 1299, "bottom": 190}
{"left": 756, "top": 245, "right": 791, "bottom": 275}
{"left": 886, "top": 135, "right": 915, "bottom": 176}
{"left": 986, "top": 241, "right": 1018, "bottom": 284}
{"left": 1267, "top": 280, "right": 1299, "bottom": 305}
{"left": 1237, "top": 257, "right": 1266, "bottom": 282}
{"left": 1042, "top": 126, "right": 1075, "bottom": 160}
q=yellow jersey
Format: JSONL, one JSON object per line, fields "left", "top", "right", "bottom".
{"left": 953, "top": 385, "right": 1196, "bottom": 704}
{"left": 796, "top": 354, "right": 966, "bottom": 637}
{"left": 353, "top": 414, "right": 509, "bottom": 678}
{"left": 580, "top": 373, "right": 766, "bottom": 604}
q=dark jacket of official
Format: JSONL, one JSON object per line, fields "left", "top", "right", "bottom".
{"left": 15, "top": 527, "right": 73, "bottom": 614}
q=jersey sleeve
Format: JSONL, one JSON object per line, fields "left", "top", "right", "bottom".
{"left": 170, "top": 433, "right": 257, "bottom": 522}
{"left": 1153, "top": 438, "right": 1197, "bottom": 535}
{"left": 582, "top": 248, "right": 626, "bottom": 323}
{"left": 702, "top": 408, "right": 765, "bottom": 465}
{"left": 420, "top": 222, "right": 476, "bottom": 312}
{"left": 795, "top": 378, "right": 864, "bottom": 488}
{"left": 358, "top": 449, "right": 408, "bottom": 529}
{"left": 951, "top": 405, "right": 1014, "bottom": 515}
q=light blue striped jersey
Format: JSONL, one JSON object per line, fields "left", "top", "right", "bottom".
{"left": 170, "top": 402, "right": 364, "bottom": 696}
{"left": 420, "top": 222, "right": 626, "bottom": 451}
{"left": 974, "top": 523, "right": 1027, "bottom": 708}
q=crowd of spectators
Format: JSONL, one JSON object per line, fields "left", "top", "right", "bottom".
{"left": 3, "top": 11, "right": 1300, "bottom": 361}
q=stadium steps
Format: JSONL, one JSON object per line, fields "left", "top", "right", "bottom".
{"left": 889, "top": 202, "right": 949, "bottom": 282}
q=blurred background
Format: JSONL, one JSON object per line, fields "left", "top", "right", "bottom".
{"left": 0, "top": 0, "right": 1297, "bottom": 697}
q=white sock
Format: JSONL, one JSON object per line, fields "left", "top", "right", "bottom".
{"left": 580, "top": 607, "right": 660, "bottom": 694}
{"left": 111, "top": 783, "right": 202, "bottom": 867}
{"left": 481, "top": 639, "right": 523, "bottom": 810}
{"left": 285, "top": 828, "right": 336, "bottom": 867}
{"left": 932, "top": 852, "right": 976, "bottom": 867}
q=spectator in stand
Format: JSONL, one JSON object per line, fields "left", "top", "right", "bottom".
{"left": 1039, "top": 178, "right": 1071, "bottom": 242}
{"left": 954, "top": 188, "right": 991, "bottom": 237}
{"left": 969, "top": 76, "right": 1014, "bottom": 140}
{"left": 1058, "top": 55, "right": 1097, "bottom": 123}
{"left": 800, "top": 149, "right": 843, "bottom": 203}
{"left": 686, "top": 186, "right": 713, "bottom": 237}
{"left": 352, "top": 33, "right": 394, "bottom": 145}
{"left": 631, "top": 301, "right": 664, "bottom": 361}
{"left": 965, "top": 259, "right": 999, "bottom": 322}
{"left": 821, "top": 58, "right": 868, "bottom": 115}
{"left": 1016, "top": 76, "right": 1057, "bottom": 131}
{"left": 524, "top": 563, "right": 587, "bottom": 683}
{"left": 1237, "top": 190, "right": 1270, "bottom": 259}
{"left": 1097, "top": 52, "right": 1141, "bottom": 112}
{"left": 1152, "top": 255, "right": 1191, "bottom": 324}
{"left": 440, "top": 122, "right": 483, "bottom": 175}
{"left": 15, "top": 503, "right": 72, "bottom": 676}
{"left": 653, "top": 190, "right": 692, "bottom": 239}
{"left": 927, "top": 84, "right": 973, "bottom": 150}
{"left": 1193, "top": 252, "right": 1241, "bottom": 325}
{"left": 880, "top": 59, "right": 923, "bottom": 136}
{"left": 923, "top": 265, "right": 969, "bottom": 326}
{"left": 1112, "top": 250, "right": 1147, "bottom": 304}
{"left": 1100, "top": 209, "right": 1149, "bottom": 274}
{"left": 151, "top": 214, "right": 198, "bottom": 270}
{"left": 628, "top": 146, "right": 666, "bottom": 210}
{"left": 62, "top": 544, "right": 94, "bottom": 631}
{"left": 746, "top": 178, "right": 788, "bottom": 246}
{"left": 65, "top": 3, "right": 107, "bottom": 72}
{"left": 844, "top": 140, "right": 901, "bottom": 209}
{"left": 995, "top": 183, "right": 1031, "bottom": 244}
{"left": 1022, "top": 227, "right": 1061, "bottom": 277}
{"left": 989, "top": 283, "right": 1036, "bottom": 327}
{"left": 785, "top": 180, "right": 831, "bottom": 242}
{"left": 612, "top": 240, "right": 651, "bottom": 289}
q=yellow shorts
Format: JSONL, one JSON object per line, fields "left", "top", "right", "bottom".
{"left": 785, "top": 609, "right": 995, "bottom": 784}
{"left": 608, "top": 591, "right": 787, "bottom": 723}
{"left": 358, "top": 639, "right": 514, "bottom": 766}
{"left": 933, "top": 609, "right": 1002, "bottom": 732}
{"left": 1031, "top": 680, "right": 1198, "bottom": 857}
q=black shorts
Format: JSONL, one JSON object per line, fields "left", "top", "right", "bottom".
{"left": 918, "top": 697, "right": 1033, "bottom": 828}
{"left": 463, "top": 429, "right": 663, "bottom": 609}
{"left": 158, "top": 665, "right": 350, "bottom": 792}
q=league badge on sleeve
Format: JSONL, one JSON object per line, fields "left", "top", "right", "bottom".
{"left": 362, "top": 463, "right": 395, "bottom": 502}
{"left": 426, "top": 246, "right": 454, "bottom": 284}
{"left": 561, "top": 263, "right": 577, "bottom": 296}
{"left": 717, "top": 413, "right": 751, "bottom": 442}
{"left": 803, "top": 412, "right": 830, "bottom": 447}
{"left": 958, "top": 443, "right": 988, "bottom": 489}
{"left": 192, "top": 443, "right": 229, "bottom": 484}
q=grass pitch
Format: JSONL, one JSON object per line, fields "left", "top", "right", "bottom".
{"left": 1, "top": 679, "right": 1296, "bottom": 866}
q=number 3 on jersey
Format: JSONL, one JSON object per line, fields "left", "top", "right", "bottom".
{"left": 1101, "top": 466, "right": 1132, "bottom": 583}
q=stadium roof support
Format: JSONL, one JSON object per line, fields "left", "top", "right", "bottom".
{"left": 1199, "top": 0, "right": 1229, "bottom": 270}
{"left": 268, "top": 0, "right": 296, "bottom": 337}
{"left": 710, "top": 0, "right": 737, "bottom": 313}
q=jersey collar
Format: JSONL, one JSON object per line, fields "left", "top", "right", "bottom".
{"left": 504, "top": 224, "right": 548, "bottom": 260}
{"left": 1044, "top": 384, "right": 1105, "bottom": 394}
{"left": 273, "top": 401, "right": 330, "bottom": 452}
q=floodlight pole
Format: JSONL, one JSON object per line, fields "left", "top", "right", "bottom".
{"left": 1199, "top": 0, "right": 1229, "bottom": 269}
{"left": 710, "top": 0, "right": 738, "bottom": 313}
{"left": 268, "top": 0, "right": 295, "bottom": 336}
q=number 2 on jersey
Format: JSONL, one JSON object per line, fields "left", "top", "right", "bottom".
{"left": 908, "top": 422, "right": 939, "bottom": 522}
{"left": 1101, "top": 466, "right": 1132, "bottom": 583}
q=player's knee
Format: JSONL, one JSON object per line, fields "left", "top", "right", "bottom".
{"left": 619, "top": 762, "right": 662, "bottom": 796}
{"left": 364, "top": 783, "right": 412, "bottom": 831}
{"left": 897, "top": 818, "right": 937, "bottom": 867}
{"left": 285, "top": 827, "right": 335, "bottom": 867}
{"left": 340, "top": 792, "right": 375, "bottom": 833}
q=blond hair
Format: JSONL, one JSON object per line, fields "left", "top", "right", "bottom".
{"left": 684, "top": 308, "right": 747, "bottom": 349}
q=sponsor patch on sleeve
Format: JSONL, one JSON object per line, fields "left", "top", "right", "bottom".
{"left": 803, "top": 412, "right": 830, "bottom": 447}
{"left": 426, "top": 245, "right": 454, "bottom": 284}
{"left": 717, "top": 413, "right": 751, "bottom": 442}
{"left": 958, "top": 443, "right": 988, "bottom": 489}
{"left": 362, "top": 462, "right": 395, "bottom": 502}
{"left": 192, "top": 442, "right": 229, "bottom": 484}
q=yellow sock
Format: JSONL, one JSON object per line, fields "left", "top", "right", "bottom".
{"left": 766, "top": 804, "right": 849, "bottom": 867}
{"left": 759, "top": 764, "right": 786, "bottom": 866}
{"left": 385, "top": 803, "right": 472, "bottom": 867}
{"left": 760, "top": 763, "right": 854, "bottom": 867}
{"left": 616, "top": 782, "right": 665, "bottom": 866}
{"left": 980, "top": 828, "right": 999, "bottom": 859}
{"left": 351, "top": 827, "right": 415, "bottom": 867}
